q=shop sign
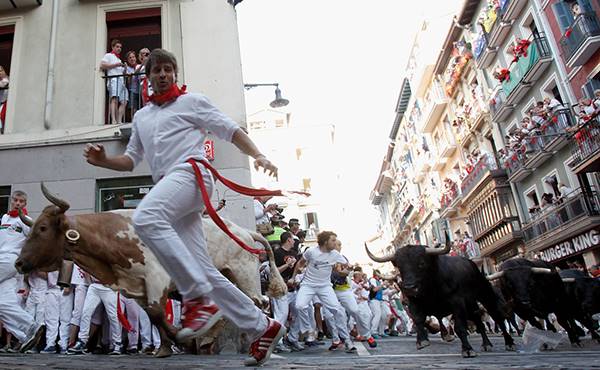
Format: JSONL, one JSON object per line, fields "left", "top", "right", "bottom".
{"left": 538, "top": 228, "right": 600, "bottom": 263}
{"left": 204, "top": 140, "right": 215, "bottom": 161}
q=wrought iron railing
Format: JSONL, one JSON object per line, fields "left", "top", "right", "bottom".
{"left": 559, "top": 12, "right": 600, "bottom": 63}
{"left": 522, "top": 189, "right": 600, "bottom": 241}
{"left": 102, "top": 71, "right": 146, "bottom": 125}
{"left": 461, "top": 154, "right": 497, "bottom": 196}
{"left": 570, "top": 115, "right": 600, "bottom": 168}
{"left": 502, "top": 32, "right": 552, "bottom": 97}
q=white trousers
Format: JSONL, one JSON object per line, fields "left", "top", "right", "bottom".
{"left": 70, "top": 284, "right": 88, "bottom": 326}
{"left": 357, "top": 300, "right": 373, "bottom": 334}
{"left": 44, "top": 287, "right": 61, "bottom": 347}
{"left": 139, "top": 309, "right": 160, "bottom": 348}
{"left": 25, "top": 289, "right": 46, "bottom": 326}
{"left": 78, "top": 284, "right": 121, "bottom": 347}
{"left": 295, "top": 284, "right": 349, "bottom": 341}
{"left": 287, "top": 291, "right": 312, "bottom": 343}
{"left": 58, "top": 289, "right": 74, "bottom": 350}
{"left": 271, "top": 293, "right": 289, "bottom": 326}
{"left": 369, "top": 300, "right": 384, "bottom": 335}
{"left": 336, "top": 289, "right": 371, "bottom": 338}
{"left": 132, "top": 166, "right": 267, "bottom": 339}
{"left": 121, "top": 297, "right": 141, "bottom": 350}
{"left": 0, "top": 256, "right": 36, "bottom": 343}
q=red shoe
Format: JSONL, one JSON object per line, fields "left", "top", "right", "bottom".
{"left": 175, "top": 300, "right": 222, "bottom": 343}
{"left": 244, "top": 318, "right": 285, "bottom": 367}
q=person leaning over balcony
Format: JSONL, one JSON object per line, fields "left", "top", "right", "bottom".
{"left": 100, "top": 39, "right": 128, "bottom": 125}
{"left": 0, "top": 65, "right": 9, "bottom": 134}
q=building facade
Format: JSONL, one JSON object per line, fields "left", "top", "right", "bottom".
{"left": 0, "top": 0, "right": 256, "bottom": 229}
{"left": 372, "top": 0, "right": 600, "bottom": 272}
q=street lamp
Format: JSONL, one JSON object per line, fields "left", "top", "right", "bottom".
{"left": 243, "top": 83, "right": 290, "bottom": 108}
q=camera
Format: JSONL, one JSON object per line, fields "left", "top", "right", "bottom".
{"left": 276, "top": 207, "right": 284, "bottom": 214}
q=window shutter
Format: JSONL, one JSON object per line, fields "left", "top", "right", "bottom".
{"left": 552, "top": 1, "right": 575, "bottom": 33}
{"left": 582, "top": 79, "right": 600, "bottom": 98}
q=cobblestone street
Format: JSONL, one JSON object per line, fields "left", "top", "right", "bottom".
{"left": 1, "top": 335, "right": 599, "bottom": 369}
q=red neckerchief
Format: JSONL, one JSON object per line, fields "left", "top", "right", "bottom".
{"left": 111, "top": 51, "right": 121, "bottom": 59}
{"left": 149, "top": 83, "right": 187, "bottom": 106}
{"left": 7, "top": 208, "right": 27, "bottom": 217}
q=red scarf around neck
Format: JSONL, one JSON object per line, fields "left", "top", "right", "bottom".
{"left": 149, "top": 83, "right": 187, "bottom": 105}
{"left": 111, "top": 51, "right": 121, "bottom": 59}
{"left": 7, "top": 208, "right": 27, "bottom": 217}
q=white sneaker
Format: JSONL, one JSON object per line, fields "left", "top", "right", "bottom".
{"left": 19, "top": 323, "right": 45, "bottom": 353}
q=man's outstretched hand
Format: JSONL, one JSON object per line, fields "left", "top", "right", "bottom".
{"left": 83, "top": 143, "right": 107, "bottom": 166}
{"left": 254, "top": 156, "right": 278, "bottom": 179}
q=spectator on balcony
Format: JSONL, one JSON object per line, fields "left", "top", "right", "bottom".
{"left": 136, "top": 48, "right": 151, "bottom": 106}
{"left": 571, "top": 2, "right": 582, "bottom": 18}
{"left": 593, "top": 89, "right": 600, "bottom": 111}
{"left": 0, "top": 65, "right": 8, "bottom": 134}
{"left": 100, "top": 39, "right": 128, "bottom": 125}
{"left": 558, "top": 182, "right": 575, "bottom": 199}
{"left": 125, "top": 50, "right": 140, "bottom": 118}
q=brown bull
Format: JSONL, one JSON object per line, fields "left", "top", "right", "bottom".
{"left": 15, "top": 183, "right": 286, "bottom": 357}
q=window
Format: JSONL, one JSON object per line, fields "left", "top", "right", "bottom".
{"left": 0, "top": 186, "right": 10, "bottom": 215}
{"left": 543, "top": 171, "right": 562, "bottom": 197}
{"left": 275, "top": 119, "right": 285, "bottom": 128}
{"left": 96, "top": 176, "right": 153, "bottom": 212}
{"left": 249, "top": 121, "right": 265, "bottom": 130}
{"left": 524, "top": 186, "right": 540, "bottom": 218}
{"left": 582, "top": 71, "right": 600, "bottom": 99}
{"left": 103, "top": 8, "right": 162, "bottom": 124}
{"left": 296, "top": 147, "right": 302, "bottom": 160}
{"left": 302, "top": 178, "right": 312, "bottom": 192}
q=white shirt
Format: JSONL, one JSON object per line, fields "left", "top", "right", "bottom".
{"left": 0, "top": 214, "right": 30, "bottom": 256}
{"left": 254, "top": 199, "right": 270, "bottom": 224}
{"left": 101, "top": 52, "right": 124, "bottom": 77}
{"left": 125, "top": 93, "right": 239, "bottom": 182}
{"left": 301, "top": 246, "right": 346, "bottom": 287}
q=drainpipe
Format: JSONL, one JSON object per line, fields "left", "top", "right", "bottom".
{"left": 44, "top": 0, "right": 59, "bottom": 130}
{"left": 531, "top": 0, "right": 577, "bottom": 104}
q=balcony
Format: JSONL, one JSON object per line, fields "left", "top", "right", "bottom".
{"left": 489, "top": 88, "right": 514, "bottom": 123}
{"left": 570, "top": 117, "right": 600, "bottom": 174}
{"left": 522, "top": 189, "right": 600, "bottom": 245}
{"left": 439, "top": 180, "right": 461, "bottom": 218}
{"left": 503, "top": 33, "right": 553, "bottom": 106}
{"left": 439, "top": 137, "right": 457, "bottom": 159}
{"left": 433, "top": 156, "right": 447, "bottom": 171}
{"left": 502, "top": 0, "right": 528, "bottom": 22}
{"left": 461, "top": 154, "right": 500, "bottom": 199}
{"left": 486, "top": 0, "right": 513, "bottom": 49}
{"left": 420, "top": 82, "right": 449, "bottom": 133}
{"left": 475, "top": 32, "right": 497, "bottom": 69}
{"left": 559, "top": 12, "right": 600, "bottom": 68}
{"left": 506, "top": 150, "right": 533, "bottom": 182}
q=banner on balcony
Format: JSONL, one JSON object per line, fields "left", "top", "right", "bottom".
{"left": 538, "top": 227, "right": 600, "bottom": 263}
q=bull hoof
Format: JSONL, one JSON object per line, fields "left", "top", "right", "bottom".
{"left": 154, "top": 345, "right": 173, "bottom": 358}
{"left": 481, "top": 344, "right": 492, "bottom": 352}
{"left": 416, "top": 340, "right": 430, "bottom": 350}
{"left": 505, "top": 344, "right": 516, "bottom": 351}
{"left": 442, "top": 334, "right": 455, "bottom": 342}
{"left": 461, "top": 349, "right": 478, "bottom": 358}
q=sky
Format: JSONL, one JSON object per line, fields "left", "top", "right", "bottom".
{"left": 237, "top": 1, "right": 463, "bottom": 263}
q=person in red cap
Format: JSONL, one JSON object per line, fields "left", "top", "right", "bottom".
{"left": 84, "top": 48, "right": 283, "bottom": 366}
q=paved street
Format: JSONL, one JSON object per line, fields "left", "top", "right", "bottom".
{"left": 1, "top": 334, "right": 599, "bottom": 369}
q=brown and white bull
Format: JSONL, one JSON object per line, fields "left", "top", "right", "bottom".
{"left": 14, "top": 183, "right": 286, "bottom": 357}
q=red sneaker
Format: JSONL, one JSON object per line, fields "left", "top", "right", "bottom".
{"left": 175, "top": 300, "right": 222, "bottom": 343}
{"left": 244, "top": 318, "right": 285, "bottom": 367}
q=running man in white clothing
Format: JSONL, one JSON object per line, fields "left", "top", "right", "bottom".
{"left": 291, "top": 231, "right": 357, "bottom": 353}
{"left": 83, "top": 48, "right": 283, "bottom": 367}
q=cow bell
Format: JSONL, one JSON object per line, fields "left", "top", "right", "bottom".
{"left": 57, "top": 259, "right": 74, "bottom": 289}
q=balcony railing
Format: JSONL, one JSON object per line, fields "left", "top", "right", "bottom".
{"left": 522, "top": 189, "right": 600, "bottom": 242}
{"left": 489, "top": 88, "right": 510, "bottom": 121}
{"left": 502, "top": 33, "right": 552, "bottom": 98}
{"left": 570, "top": 116, "right": 600, "bottom": 170}
{"left": 440, "top": 180, "right": 459, "bottom": 211}
{"left": 103, "top": 72, "right": 145, "bottom": 125}
{"left": 474, "top": 32, "right": 488, "bottom": 62}
{"left": 420, "top": 81, "right": 448, "bottom": 133}
{"left": 559, "top": 12, "right": 600, "bottom": 67}
{"left": 461, "top": 153, "right": 498, "bottom": 196}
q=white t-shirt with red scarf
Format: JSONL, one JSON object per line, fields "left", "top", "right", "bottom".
{"left": 0, "top": 212, "right": 30, "bottom": 256}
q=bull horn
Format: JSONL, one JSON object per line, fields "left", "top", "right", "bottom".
{"left": 486, "top": 271, "right": 504, "bottom": 280}
{"left": 561, "top": 278, "right": 576, "bottom": 283}
{"left": 364, "top": 243, "right": 394, "bottom": 263}
{"left": 17, "top": 208, "right": 34, "bottom": 227}
{"left": 531, "top": 267, "right": 553, "bottom": 274}
{"left": 41, "top": 182, "right": 70, "bottom": 213}
{"left": 424, "top": 231, "right": 452, "bottom": 255}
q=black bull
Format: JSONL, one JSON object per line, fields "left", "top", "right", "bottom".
{"left": 560, "top": 268, "right": 600, "bottom": 342}
{"left": 366, "top": 241, "right": 515, "bottom": 358}
{"left": 487, "top": 258, "right": 587, "bottom": 345}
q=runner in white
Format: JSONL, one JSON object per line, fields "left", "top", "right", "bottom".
{"left": 83, "top": 48, "right": 283, "bottom": 367}
{"left": 291, "top": 231, "right": 357, "bottom": 353}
